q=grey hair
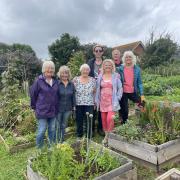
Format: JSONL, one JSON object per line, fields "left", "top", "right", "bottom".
{"left": 57, "top": 65, "right": 72, "bottom": 80}
{"left": 102, "top": 59, "right": 116, "bottom": 74}
{"left": 42, "top": 60, "right": 55, "bottom": 73}
{"left": 112, "top": 49, "right": 120, "bottom": 55}
{"left": 122, "top": 51, "right": 136, "bottom": 65}
{"left": 80, "top": 64, "right": 90, "bottom": 72}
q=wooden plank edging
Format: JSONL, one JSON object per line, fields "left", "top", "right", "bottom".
{"left": 108, "top": 133, "right": 180, "bottom": 166}
{"left": 27, "top": 141, "right": 136, "bottom": 180}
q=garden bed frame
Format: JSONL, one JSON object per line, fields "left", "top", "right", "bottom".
{"left": 27, "top": 141, "right": 137, "bottom": 180}
{"left": 0, "top": 129, "right": 74, "bottom": 153}
{"left": 155, "top": 168, "right": 180, "bottom": 180}
{"left": 108, "top": 133, "right": 180, "bottom": 171}
{"left": 0, "top": 133, "right": 35, "bottom": 153}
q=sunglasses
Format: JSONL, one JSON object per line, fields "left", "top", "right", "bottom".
{"left": 95, "top": 49, "right": 103, "bottom": 53}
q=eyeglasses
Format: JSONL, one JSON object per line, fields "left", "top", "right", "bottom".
{"left": 95, "top": 49, "right": 103, "bottom": 53}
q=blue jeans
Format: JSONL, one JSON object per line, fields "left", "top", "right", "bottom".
{"left": 36, "top": 117, "right": 56, "bottom": 148}
{"left": 56, "top": 111, "right": 72, "bottom": 143}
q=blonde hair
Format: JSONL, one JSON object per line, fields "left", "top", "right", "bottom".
{"left": 42, "top": 60, "right": 55, "bottom": 73}
{"left": 80, "top": 64, "right": 90, "bottom": 72}
{"left": 122, "top": 51, "right": 136, "bottom": 65}
{"left": 102, "top": 59, "right": 116, "bottom": 74}
{"left": 57, "top": 65, "right": 72, "bottom": 80}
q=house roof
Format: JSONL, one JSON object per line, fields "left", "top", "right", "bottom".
{"left": 113, "top": 41, "right": 145, "bottom": 53}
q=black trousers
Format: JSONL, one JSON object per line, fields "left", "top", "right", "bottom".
{"left": 92, "top": 110, "right": 103, "bottom": 132}
{"left": 120, "top": 93, "right": 140, "bottom": 123}
{"left": 76, "top": 105, "right": 94, "bottom": 137}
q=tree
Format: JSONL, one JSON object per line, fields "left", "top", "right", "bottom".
{"left": 141, "top": 33, "right": 178, "bottom": 68}
{"left": 0, "top": 43, "right": 42, "bottom": 86}
{"left": 48, "top": 33, "right": 80, "bottom": 68}
{"left": 67, "top": 51, "right": 85, "bottom": 77}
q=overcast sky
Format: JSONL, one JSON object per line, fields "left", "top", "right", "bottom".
{"left": 0, "top": 0, "right": 180, "bottom": 59}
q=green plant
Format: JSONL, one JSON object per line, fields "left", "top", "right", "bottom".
{"left": 139, "top": 101, "right": 180, "bottom": 145}
{"left": 32, "top": 141, "right": 121, "bottom": 179}
{"left": 67, "top": 51, "right": 85, "bottom": 77}
{"left": 116, "top": 120, "right": 141, "bottom": 141}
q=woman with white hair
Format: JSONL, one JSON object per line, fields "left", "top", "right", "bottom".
{"left": 56, "top": 65, "right": 75, "bottom": 143}
{"left": 117, "top": 51, "right": 145, "bottom": 124}
{"left": 95, "top": 59, "right": 123, "bottom": 143}
{"left": 30, "top": 60, "right": 59, "bottom": 148}
{"left": 73, "top": 64, "right": 96, "bottom": 138}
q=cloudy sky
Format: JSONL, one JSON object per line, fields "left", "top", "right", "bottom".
{"left": 0, "top": 0, "right": 180, "bottom": 59}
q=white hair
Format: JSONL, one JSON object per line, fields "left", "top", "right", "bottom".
{"left": 102, "top": 59, "right": 116, "bottom": 74}
{"left": 57, "top": 65, "right": 72, "bottom": 80}
{"left": 42, "top": 60, "right": 55, "bottom": 73}
{"left": 122, "top": 51, "right": 136, "bottom": 65}
{"left": 80, "top": 63, "right": 90, "bottom": 72}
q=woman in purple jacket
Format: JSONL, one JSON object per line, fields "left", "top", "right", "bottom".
{"left": 30, "top": 60, "right": 59, "bottom": 148}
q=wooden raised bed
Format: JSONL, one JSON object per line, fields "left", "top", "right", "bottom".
{"left": 27, "top": 141, "right": 137, "bottom": 180}
{"left": 0, "top": 133, "right": 35, "bottom": 153}
{"left": 108, "top": 133, "right": 180, "bottom": 171}
{"left": 155, "top": 168, "right": 180, "bottom": 180}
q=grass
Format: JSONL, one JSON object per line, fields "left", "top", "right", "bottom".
{"left": 0, "top": 143, "right": 36, "bottom": 180}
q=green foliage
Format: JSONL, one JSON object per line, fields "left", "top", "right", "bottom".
{"left": 0, "top": 145, "right": 36, "bottom": 180}
{"left": 136, "top": 163, "right": 156, "bottom": 180}
{"left": 142, "top": 73, "right": 180, "bottom": 96}
{"left": 139, "top": 101, "right": 180, "bottom": 145}
{"left": 0, "top": 95, "right": 36, "bottom": 133}
{"left": 141, "top": 33, "right": 177, "bottom": 68}
{"left": 116, "top": 120, "right": 141, "bottom": 142}
{"left": 32, "top": 142, "right": 121, "bottom": 179}
{"left": 0, "top": 43, "right": 41, "bottom": 85}
{"left": 144, "top": 60, "right": 180, "bottom": 76}
{"left": 1, "top": 66, "right": 19, "bottom": 98}
{"left": 67, "top": 51, "right": 85, "bottom": 77}
{"left": 116, "top": 101, "right": 180, "bottom": 145}
{"left": 48, "top": 33, "right": 81, "bottom": 68}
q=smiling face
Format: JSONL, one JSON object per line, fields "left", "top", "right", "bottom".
{"left": 61, "top": 71, "right": 69, "bottom": 81}
{"left": 125, "top": 55, "right": 133, "bottom": 67}
{"left": 81, "top": 67, "right": 90, "bottom": 77}
{"left": 103, "top": 61, "right": 113, "bottom": 73}
{"left": 93, "top": 46, "right": 104, "bottom": 58}
{"left": 44, "top": 66, "right": 54, "bottom": 78}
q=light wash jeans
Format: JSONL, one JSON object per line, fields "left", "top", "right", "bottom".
{"left": 36, "top": 117, "right": 56, "bottom": 148}
{"left": 56, "top": 111, "right": 72, "bottom": 143}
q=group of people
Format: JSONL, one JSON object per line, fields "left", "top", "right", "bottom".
{"left": 30, "top": 44, "right": 144, "bottom": 148}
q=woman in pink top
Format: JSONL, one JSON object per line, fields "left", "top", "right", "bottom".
{"left": 117, "top": 51, "right": 145, "bottom": 124}
{"left": 95, "top": 59, "right": 122, "bottom": 143}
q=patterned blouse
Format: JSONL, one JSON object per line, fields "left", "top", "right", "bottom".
{"left": 73, "top": 76, "right": 96, "bottom": 106}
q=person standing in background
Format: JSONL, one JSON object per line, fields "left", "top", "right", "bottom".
{"left": 112, "top": 49, "right": 122, "bottom": 68}
{"left": 87, "top": 44, "right": 104, "bottom": 136}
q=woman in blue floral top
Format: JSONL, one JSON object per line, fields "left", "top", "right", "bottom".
{"left": 73, "top": 64, "right": 96, "bottom": 138}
